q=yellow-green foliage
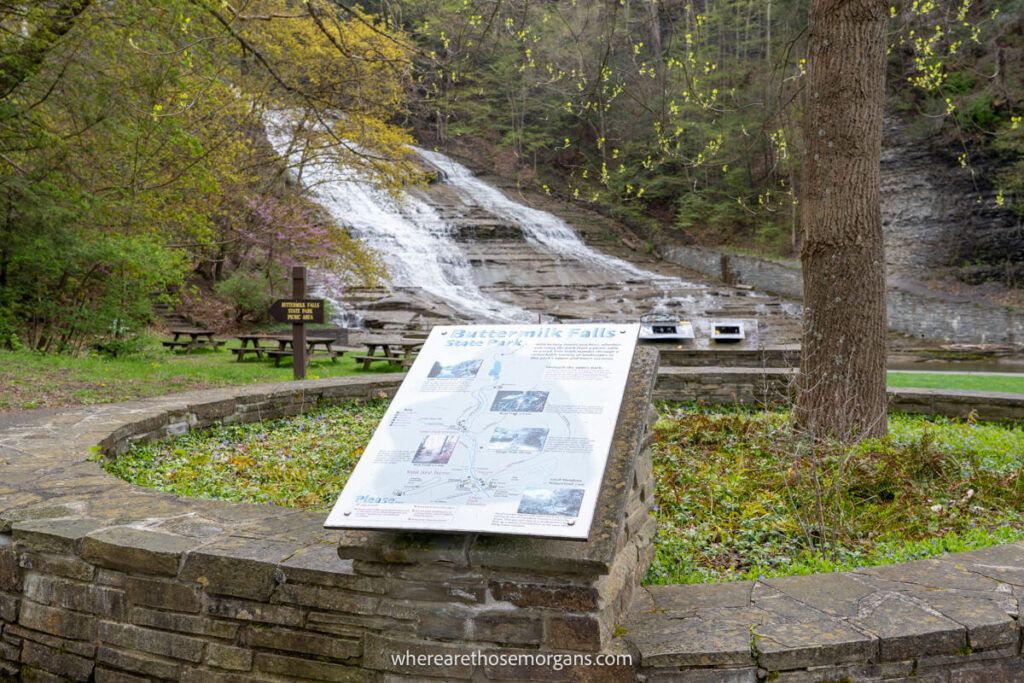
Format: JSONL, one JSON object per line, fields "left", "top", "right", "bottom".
{"left": 402, "top": 0, "right": 1020, "bottom": 250}
{"left": 0, "top": 1, "right": 411, "bottom": 351}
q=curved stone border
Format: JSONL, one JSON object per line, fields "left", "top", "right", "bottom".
{"left": 0, "top": 362, "right": 1022, "bottom": 681}
{"left": 0, "top": 375, "right": 405, "bottom": 682}
{"left": 656, "top": 365, "right": 1024, "bottom": 422}
{"left": 0, "top": 352, "right": 659, "bottom": 683}
{"left": 626, "top": 545, "right": 1024, "bottom": 682}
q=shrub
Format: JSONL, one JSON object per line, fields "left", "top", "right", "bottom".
{"left": 4, "top": 227, "right": 186, "bottom": 354}
{"left": 215, "top": 270, "right": 275, "bottom": 323}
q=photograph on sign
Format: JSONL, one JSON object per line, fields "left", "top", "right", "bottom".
{"left": 324, "top": 323, "right": 640, "bottom": 539}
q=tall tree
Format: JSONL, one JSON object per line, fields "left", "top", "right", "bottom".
{"left": 0, "top": 0, "right": 407, "bottom": 352}
{"left": 794, "top": 0, "right": 889, "bottom": 441}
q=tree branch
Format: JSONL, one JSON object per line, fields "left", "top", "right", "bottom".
{"left": 0, "top": 0, "right": 92, "bottom": 101}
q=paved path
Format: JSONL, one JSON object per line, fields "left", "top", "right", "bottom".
{"left": 0, "top": 407, "right": 66, "bottom": 432}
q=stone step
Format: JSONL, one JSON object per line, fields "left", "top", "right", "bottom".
{"left": 447, "top": 223, "right": 525, "bottom": 241}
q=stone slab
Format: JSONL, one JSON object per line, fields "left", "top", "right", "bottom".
{"left": 852, "top": 593, "right": 966, "bottom": 661}
{"left": 81, "top": 527, "right": 197, "bottom": 577}
{"left": 623, "top": 612, "right": 754, "bottom": 668}
{"left": 753, "top": 619, "right": 877, "bottom": 671}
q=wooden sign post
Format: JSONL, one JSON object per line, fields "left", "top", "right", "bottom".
{"left": 291, "top": 267, "right": 307, "bottom": 380}
{"left": 268, "top": 266, "right": 325, "bottom": 381}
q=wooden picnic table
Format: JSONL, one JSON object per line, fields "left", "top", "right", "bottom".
{"left": 264, "top": 334, "right": 359, "bottom": 367}
{"left": 163, "top": 328, "right": 223, "bottom": 353}
{"left": 352, "top": 336, "right": 424, "bottom": 370}
{"left": 268, "top": 334, "right": 338, "bottom": 352}
{"left": 230, "top": 334, "right": 276, "bottom": 361}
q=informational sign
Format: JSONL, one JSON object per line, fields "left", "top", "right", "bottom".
{"left": 325, "top": 323, "right": 640, "bottom": 539}
{"left": 269, "top": 298, "right": 325, "bottom": 324}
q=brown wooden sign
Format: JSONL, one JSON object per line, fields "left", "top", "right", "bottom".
{"left": 269, "top": 298, "right": 325, "bottom": 324}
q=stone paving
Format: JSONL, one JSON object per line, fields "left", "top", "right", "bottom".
{"left": 626, "top": 545, "right": 1024, "bottom": 681}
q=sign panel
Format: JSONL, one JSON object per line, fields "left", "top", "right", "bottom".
{"left": 269, "top": 298, "right": 325, "bottom": 324}
{"left": 325, "top": 323, "right": 640, "bottom": 539}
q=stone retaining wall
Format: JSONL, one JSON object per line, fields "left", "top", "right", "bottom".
{"left": 657, "top": 347, "right": 800, "bottom": 369}
{"left": 1, "top": 356, "right": 1023, "bottom": 682}
{"left": 659, "top": 243, "right": 1024, "bottom": 345}
{"left": 0, "top": 375, "right": 407, "bottom": 683}
{"left": 0, "top": 350, "right": 658, "bottom": 682}
{"left": 626, "top": 546, "right": 1024, "bottom": 682}
{"left": 655, "top": 365, "right": 1024, "bottom": 422}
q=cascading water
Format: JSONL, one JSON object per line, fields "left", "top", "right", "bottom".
{"left": 413, "top": 147, "right": 723, "bottom": 319}
{"left": 262, "top": 113, "right": 798, "bottom": 333}
{"left": 266, "top": 116, "right": 531, "bottom": 323}
{"left": 414, "top": 148, "right": 670, "bottom": 283}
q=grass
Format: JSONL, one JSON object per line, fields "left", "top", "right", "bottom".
{"left": 104, "top": 401, "right": 1024, "bottom": 584}
{"left": 0, "top": 335, "right": 403, "bottom": 411}
{"left": 2, "top": 339, "right": 1021, "bottom": 411}
{"left": 887, "top": 371, "right": 1024, "bottom": 394}
{"left": 647, "top": 404, "right": 1024, "bottom": 584}
{"left": 103, "top": 400, "right": 389, "bottom": 509}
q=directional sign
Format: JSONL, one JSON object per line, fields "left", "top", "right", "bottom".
{"left": 269, "top": 298, "right": 325, "bottom": 324}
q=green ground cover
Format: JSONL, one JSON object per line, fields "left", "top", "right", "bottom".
{"left": 648, "top": 405, "right": 1024, "bottom": 584}
{"left": 0, "top": 336, "right": 401, "bottom": 411}
{"left": 104, "top": 400, "right": 389, "bottom": 509}
{"left": 105, "top": 401, "right": 1024, "bottom": 584}
{"left": 887, "top": 371, "right": 1024, "bottom": 394}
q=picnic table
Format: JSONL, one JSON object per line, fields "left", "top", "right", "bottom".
{"left": 264, "top": 334, "right": 360, "bottom": 367}
{"left": 351, "top": 336, "right": 424, "bottom": 370}
{"left": 229, "top": 334, "right": 275, "bottom": 362}
{"left": 162, "top": 328, "right": 224, "bottom": 353}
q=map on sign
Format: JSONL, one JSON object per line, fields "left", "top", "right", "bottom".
{"left": 325, "top": 323, "right": 640, "bottom": 539}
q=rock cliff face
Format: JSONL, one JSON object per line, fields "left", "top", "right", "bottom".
{"left": 305, "top": 147, "right": 803, "bottom": 346}
{"left": 880, "top": 117, "right": 1023, "bottom": 288}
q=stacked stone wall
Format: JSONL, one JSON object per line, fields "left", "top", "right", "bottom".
{"left": 2, "top": 349, "right": 1024, "bottom": 681}
{"left": 653, "top": 348, "right": 1024, "bottom": 422}
{"left": 0, "top": 350, "right": 659, "bottom": 682}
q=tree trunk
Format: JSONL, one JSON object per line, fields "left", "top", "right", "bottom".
{"left": 795, "top": 0, "right": 889, "bottom": 442}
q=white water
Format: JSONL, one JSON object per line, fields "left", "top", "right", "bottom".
{"left": 414, "top": 148, "right": 672, "bottom": 283}
{"left": 266, "top": 118, "right": 531, "bottom": 323}
{"left": 266, "top": 112, "right": 726, "bottom": 324}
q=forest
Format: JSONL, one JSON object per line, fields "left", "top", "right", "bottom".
{"left": 1, "top": 0, "right": 1022, "bottom": 353}
{"left": 399, "top": 0, "right": 1024, "bottom": 253}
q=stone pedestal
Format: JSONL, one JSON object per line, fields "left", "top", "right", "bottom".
{"left": 336, "top": 346, "right": 659, "bottom": 678}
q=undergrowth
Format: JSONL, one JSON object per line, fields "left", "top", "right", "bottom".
{"left": 105, "top": 400, "right": 1024, "bottom": 584}
{"left": 646, "top": 404, "right": 1024, "bottom": 584}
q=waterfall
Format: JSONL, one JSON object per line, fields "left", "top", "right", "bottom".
{"left": 414, "top": 147, "right": 726, "bottom": 320}
{"left": 265, "top": 112, "right": 741, "bottom": 327}
{"left": 413, "top": 148, "right": 670, "bottom": 283}
{"left": 265, "top": 117, "right": 531, "bottom": 324}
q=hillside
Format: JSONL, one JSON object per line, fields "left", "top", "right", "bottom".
{"left": 398, "top": 0, "right": 1024, "bottom": 296}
